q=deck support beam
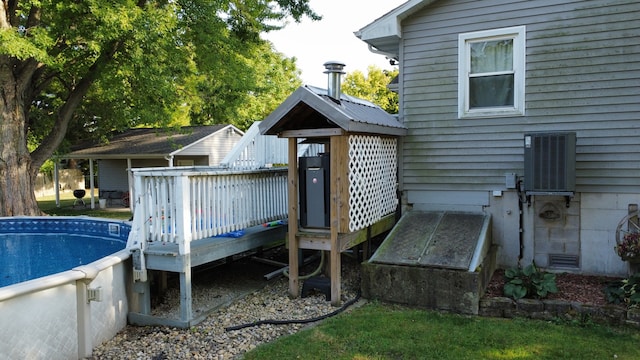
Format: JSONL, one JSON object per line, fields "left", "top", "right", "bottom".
{"left": 179, "top": 256, "right": 192, "bottom": 323}
{"left": 287, "top": 138, "right": 300, "bottom": 298}
{"left": 329, "top": 136, "right": 342, "bottom": 305}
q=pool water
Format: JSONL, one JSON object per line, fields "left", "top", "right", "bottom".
{"left": 0, "top": 233, "right": 126, "bottom": 287}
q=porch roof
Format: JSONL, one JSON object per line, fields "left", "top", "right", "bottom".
{"left": 65, "top": 125, "right": 240, "bottom": 159}
{"left": 259, "top": 85, "right": 407, "bottom": 137}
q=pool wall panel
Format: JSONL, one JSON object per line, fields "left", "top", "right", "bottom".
{"left": 0, "top": 217, "right": 132, "bottom": 359}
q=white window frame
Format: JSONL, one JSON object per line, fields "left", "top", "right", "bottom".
{"left": 458, "top": 26, "right": 526, "bottom": 119}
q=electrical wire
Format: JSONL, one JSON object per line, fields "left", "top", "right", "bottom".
{"left": 224, "top": 290, "right": 362, "bottom": 332}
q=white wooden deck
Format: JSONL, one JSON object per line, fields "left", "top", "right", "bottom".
{"left": 125, "top": 122, "right": 312, "bottom": 327}
{"left": 124, "top": 121, "right": 400, "bottom": 326}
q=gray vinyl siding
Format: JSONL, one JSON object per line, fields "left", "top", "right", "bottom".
{"left": 400, "top": 0, "right": 640, "bottom": 195}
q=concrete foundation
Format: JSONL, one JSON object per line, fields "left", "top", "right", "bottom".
{"left": 361, "top": 210, "right": 496, "bottom": 314}
{"left": 362, "top": 246, "right": 496, "bottom": 314}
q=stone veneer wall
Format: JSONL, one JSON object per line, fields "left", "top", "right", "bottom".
{"left": 361, "top": 247, "right": 497, "bottom": 315}
{"left": 479, "top": 297, "right": 640, "bottom": 327}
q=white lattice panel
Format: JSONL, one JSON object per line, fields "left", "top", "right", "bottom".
{"left": 348, "top": 135, "right": 398, "bottom": 232}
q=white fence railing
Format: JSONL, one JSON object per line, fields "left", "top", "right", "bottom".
{"left": 126, "top": 167, "right": 288, "bottom": 255}
{"left": 220, "top": 121, "right": 324, "bottom": 169}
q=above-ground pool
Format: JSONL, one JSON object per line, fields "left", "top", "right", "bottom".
{"left": 0, "top": 216, "right": 133, "bottom": 360}
{"left": 1, "top": 233, "right": 126, "bottom": 287}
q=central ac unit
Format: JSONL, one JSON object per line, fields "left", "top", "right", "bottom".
{"left": 524, "top": 132, "right": 576, "bottom": 195}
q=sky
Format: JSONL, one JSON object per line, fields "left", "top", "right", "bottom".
{"left": 263, "top": 0, "right": 407, "bottom": 88}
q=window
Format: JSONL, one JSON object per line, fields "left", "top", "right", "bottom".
{"left": 458, "top": 26, "right": 526, "bottom": 118}
{"left": 176, "top": 159, "right": 195, "bottom": 166}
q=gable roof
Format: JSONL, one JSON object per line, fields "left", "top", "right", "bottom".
{"left": 354, "top": 0, "right": 438, "bottom": 58}
{"left": 66, "top": 125, "right": 241, "bottom": 159}
{"left": 259, "top": 85, "right": 406, "bottom": 137}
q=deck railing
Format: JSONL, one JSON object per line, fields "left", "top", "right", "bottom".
{"left": 220, "top": 121, "right": 324, "bottom": 169}
{"left": 126, "top": 167, "right": 288, "bottom": 255}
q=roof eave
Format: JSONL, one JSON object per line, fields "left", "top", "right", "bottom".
{"left": 168, "top": 124, "right": 243, "bottom": 157}
{"left": 347, "top": 122, "right": 408, "bottom": 137}
{"left": 63, "top": 154, "right": 172, "bottom": 160}
{"left": 259, "top": 87, "right": 353, "bottom": 136}
{"left": 355, "top": 0, "right": 438, "bottom": 57}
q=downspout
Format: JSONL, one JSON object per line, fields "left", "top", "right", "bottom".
{"left": 516, "top": 178, "right": 525, "bottom": 266}
{"left": 127, "top": 158, "right": 134, "bottom": 212}
{"left": 166, "top": 155, "right": 174, "bottom": 167}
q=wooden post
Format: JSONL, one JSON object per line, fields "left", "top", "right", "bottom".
{"left": 630, "top": 204, "right": 638, "bottom": 230}
{"left": 329, "top": 136, "right": 344, "bottom": 305}
{"left": 179, "top": 256, "right": 192, "bottom": 323}
{"left": 287, "top": 137, "right": 300, "bottom": 298}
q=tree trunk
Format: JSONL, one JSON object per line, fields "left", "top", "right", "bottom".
{"left": 0, "top": 58, "right": 42, "bottom": 216}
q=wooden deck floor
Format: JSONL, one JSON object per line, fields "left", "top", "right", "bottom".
{"left": 143, "top": 225, "right": 287, "bottom": 272}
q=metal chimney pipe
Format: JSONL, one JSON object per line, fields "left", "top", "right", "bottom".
{"left": 323, "top": 61, "right": 346, "bottom": 99}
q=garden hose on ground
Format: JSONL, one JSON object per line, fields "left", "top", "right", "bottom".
{"left": 224, "top": 289, "right": 361, "bottom": 332}
{"left": 283, "top": 250, "right": 325, "bottom": 280}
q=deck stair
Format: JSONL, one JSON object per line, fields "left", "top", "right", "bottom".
{"left": 361, "top": 210, "right": 496, "bottom": 314}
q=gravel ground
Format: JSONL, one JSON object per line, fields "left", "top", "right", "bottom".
{"left": 87, "top": 248, "right": 364, "bottom": 360}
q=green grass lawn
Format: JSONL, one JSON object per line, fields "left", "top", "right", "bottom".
{"left": 37, "top": 191, "right": 131, "bottom": 221}
{"left": 243, "top": 302, "right": 640, "bottom": 360}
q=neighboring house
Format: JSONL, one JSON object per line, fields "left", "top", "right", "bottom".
{"left": 66, "top": 125, "right": 243, "bottom": 196}
{"left": 356, "top": 0, "right": 640, "bottom": 276}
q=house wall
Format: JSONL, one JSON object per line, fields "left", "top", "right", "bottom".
{"left": 398, "top": 0, "right": 640, "bottom": 276}
{"left": 175, "top": 126, "right": 242, "bottom": 166}
{"left": 97, "top": 156, "right": 213, "bottom": 192}
{"left": 98, "top": 160, "right": 131, "bottom": 191}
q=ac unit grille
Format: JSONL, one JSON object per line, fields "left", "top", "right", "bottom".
{"left": 524, "top": 132, "right": 576, "bottom": 194}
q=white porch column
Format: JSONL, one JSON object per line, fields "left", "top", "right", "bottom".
{"left": 175, "top": 175, "right": 192, "bottom": 322}
{"left": 89, "top": 158, "right": 95, "bottom": 209}
{"left": 54, "top": 161, "right": 60, "bottom": 207}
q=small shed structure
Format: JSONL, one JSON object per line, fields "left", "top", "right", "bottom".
{"left": 259, "top": 62, "right": 407, "bottom": 304}
{"left": 65, "top": 125, "right": 243, "bottom": 207}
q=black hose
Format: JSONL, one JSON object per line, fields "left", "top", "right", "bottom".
{"left": 224, "top": 291, "right": 362, "bottom": 332}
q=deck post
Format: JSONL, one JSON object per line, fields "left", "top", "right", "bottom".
{"left": 329, "top": 136, "right": 342, "bottom": 305}
{"left": 179, "top": 256, "right": 192, "bottom": 323}
{"left": 175, "top": 175, "right": 193, "bottom": 323}
{"left": 287, "top": 137, "right": 300, "bottom": 298}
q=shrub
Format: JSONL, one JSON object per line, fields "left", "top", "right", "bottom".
{"left": 503, "top": 263, "right": 558, "bottom": 300}
{"left": 604, "top": 273, "right": 640, "bottom": 307}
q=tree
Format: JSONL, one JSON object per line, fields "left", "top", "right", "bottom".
{"left": 189, "top": 41, "right": 302, "bottom": 130}
{"left": 342, "top": 65, "right": 399, "bottom": 114}
{"left": 0, "top": 0, "right": 318, "bottom": 216}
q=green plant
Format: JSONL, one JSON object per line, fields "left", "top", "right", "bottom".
{"left": 604, "top": 272, "right": 640, "bottom": 307}
{"left": 503, "top": 263, "right": 558, "bottom": 300}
